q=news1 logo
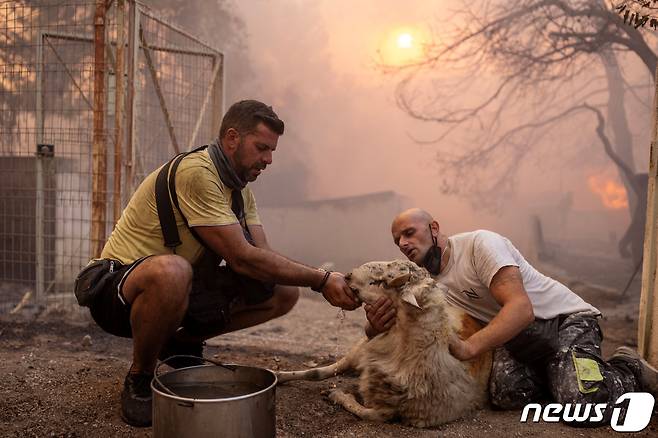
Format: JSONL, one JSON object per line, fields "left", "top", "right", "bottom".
{"left": 520, "top": 392, "right": 655, "bottom": 432}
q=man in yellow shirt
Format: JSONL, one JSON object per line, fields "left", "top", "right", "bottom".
{"left": 75, "top": 100, "right": 359, "bottom": 427}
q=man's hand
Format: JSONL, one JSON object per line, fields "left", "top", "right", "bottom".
{"left": 364, "top": 297, "right": 396, "bottom": 337}
{"left": 448, "top": 336, "right": 478, "bottom": 361}
{"left": 321, "top": 272, "right": 360, "bottom": 310}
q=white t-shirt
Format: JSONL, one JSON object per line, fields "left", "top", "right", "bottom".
{"left": 435, "top": 230, "right": 599, "bottom": 323}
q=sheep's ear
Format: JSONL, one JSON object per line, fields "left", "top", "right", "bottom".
{"left": 386, "top": 272, "right": 410, "bottom": 288}
{"left": 401, "top": 289, "right": 422, "bottom": 309}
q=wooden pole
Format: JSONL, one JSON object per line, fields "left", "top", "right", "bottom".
{"left": 113, "top": 0, "right": 125, "bottom": 224}
{"left": 91, "top": 0, "right": 107, "bottom": 258}
{"left": 638, "top": 66, "right": 658, "bottom": 367}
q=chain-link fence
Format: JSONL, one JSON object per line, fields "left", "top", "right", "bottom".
{"left": 0, "top": 0, "right": 224, "bottom": 312}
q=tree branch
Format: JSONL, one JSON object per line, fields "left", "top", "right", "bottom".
{"left": 582, "top": 103, "right": 641, "bottom": 194}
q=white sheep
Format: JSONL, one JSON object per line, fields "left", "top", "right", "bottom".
{"left": 277, "top": 260, "right": 492, "bottom": 427}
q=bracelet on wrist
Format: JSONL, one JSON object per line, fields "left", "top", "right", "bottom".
{"left": 311, "top": 269, "right": 332, "bottom": 293}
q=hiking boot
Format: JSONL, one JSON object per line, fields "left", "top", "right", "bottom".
{"left": 158, "top": 337, "right": 204, "bottom": 369}
{"left": 120, "top": 371, "right": 153, "bottom": 427}
{"left": 610, "top": 346, "right": 658, "bottom": 395}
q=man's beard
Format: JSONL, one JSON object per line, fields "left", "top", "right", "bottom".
{"left": 233, "top": 139, "right": 256, "bottom": 182}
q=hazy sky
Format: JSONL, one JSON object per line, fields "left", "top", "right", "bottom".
{"left": 228, "top": 0, "right": 654, "bottom": 239}
{"left": 232, "top": 0, "right": 487, "bottom": 231}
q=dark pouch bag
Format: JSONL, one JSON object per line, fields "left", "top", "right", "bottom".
{"left": 183, "top": 251, "right": 275, "bottom": 337}
{"left": 182, "top": 252, "right": 239, "bottom": 337}
{"left": 73, "top": 259, "right": 119, "bottom": 307}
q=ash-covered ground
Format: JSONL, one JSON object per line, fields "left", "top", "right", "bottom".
{"left": 0, "top": 256, "right": 656, "bottom": 437}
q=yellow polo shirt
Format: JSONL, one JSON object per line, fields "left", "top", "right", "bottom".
{"left": 100, "top": 149, "right": 261, "bottom": 265}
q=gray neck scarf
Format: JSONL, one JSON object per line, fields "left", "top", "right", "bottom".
{"left": 207, "top": 139, "right": 246, "bottom": 191}
{"left": 206, "top": 139, "right": 254, "bottom": 245}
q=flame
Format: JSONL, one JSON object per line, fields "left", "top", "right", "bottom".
{"left": 587, "top": 174, "right": 628, "bottom": 210}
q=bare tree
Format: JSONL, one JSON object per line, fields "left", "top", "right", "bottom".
{"left": 586, "top": 103, "right": 647, "bottom": 264}
{"left": 390, "top": 0, "right": 654, "bottom": 204}
{"left": 388, "top": 0, "right": 655, "bottom": 259}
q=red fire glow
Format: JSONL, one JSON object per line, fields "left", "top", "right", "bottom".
{"left": 587, "top": 174, "right": 628, "bottom": 210}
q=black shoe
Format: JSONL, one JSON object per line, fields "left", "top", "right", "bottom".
{"left": 610, "top": 346, "right": 658, "bottom": 395}
{"left": 120, "top": 372, "right": 153, "bottom": 427}
{"left": 158, "top": 337, "right": 204, "bottom": 369}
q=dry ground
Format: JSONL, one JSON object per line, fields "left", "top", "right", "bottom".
{"left": 1, "top": 262, "right": 657, "bottom": 437}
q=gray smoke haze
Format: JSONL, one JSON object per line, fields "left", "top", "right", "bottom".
{"left": 232, "top": 1, "right": 483, "bottom": 228}
{"left": 158, "top": 1, "right": 655, "bottom": 269}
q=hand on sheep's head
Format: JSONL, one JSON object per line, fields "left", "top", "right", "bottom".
{"left": 321, "top": 272, "right": 361, "bottom": 310}
{"left": 365, "top": 297, "right": 396, "bottom": 338}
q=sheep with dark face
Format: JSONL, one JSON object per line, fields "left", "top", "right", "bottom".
{"left": 277, "top": 260, "right": 492, "bottom": 427}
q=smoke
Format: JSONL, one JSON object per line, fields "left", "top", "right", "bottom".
{"left": 144, "top": 0, "right": 500, "bottom": 232}
{"left": 230, "top": 1, "right": 487, "bottom": 231}
{"left": 151, "top": 1, "right": 653, "bottom": 267}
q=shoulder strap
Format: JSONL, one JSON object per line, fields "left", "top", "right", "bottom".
{"left": 169, "top": 146, "right": 208, "bottom": 247}
{"left": 155, "top": 156, "right": 183, "bottom": 249}
{"left": 155, "top": 145, "right": 208, "bottom": 252}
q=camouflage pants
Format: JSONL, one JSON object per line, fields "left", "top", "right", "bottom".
{"left": 489, "top": 312, "right": 640, "bottom": 426}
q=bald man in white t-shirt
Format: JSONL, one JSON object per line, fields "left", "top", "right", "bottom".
{"left": 364, "top": 208, "right": 657, "bottom": 426}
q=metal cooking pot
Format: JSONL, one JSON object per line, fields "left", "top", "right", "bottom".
{"left": 152, "top": 357, "right": 277, "bottom": 438}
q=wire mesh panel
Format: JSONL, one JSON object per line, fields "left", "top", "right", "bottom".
{"left": 135, "top": 8, "right": 222, "bottom": 181}
{"left": 0, "top": 0, "right": 223, "bottom": 312}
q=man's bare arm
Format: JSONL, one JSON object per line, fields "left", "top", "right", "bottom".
{"left": 194, "top": 224, "right": 359, "bottom": 309}
{"left": 196, "top": 223, "right": 321, "bottom": 285}
{"left": 449, "top": 266, "right": 534, "bottom": 360}
{"left": 247, "top": 224, "right": 272, "bottom": 251}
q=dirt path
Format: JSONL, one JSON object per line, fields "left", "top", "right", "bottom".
{"left": 0, "top": 284, "right": 656, "bottom": 437}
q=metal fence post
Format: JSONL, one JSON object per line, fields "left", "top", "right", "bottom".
{"left": 211, "top": 53, "right": 224, "bottom": 139}
{"left": 113, "top": 0, "right": 126, "bottom": 224}
{"left": 35, "top": 32, "right": 45, "bottom": 304}
{"left": 91, "top": 0, "right": 108, "bottom": 258}
{"left": 126, "top": 0, "right": 139, "bottom": 195}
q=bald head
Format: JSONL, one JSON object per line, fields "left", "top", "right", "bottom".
{"left": 392, "top": 208, "right": 434, "bottom": 230}
{"left": 391, "top": 208, "right": 440, "bottom": 265}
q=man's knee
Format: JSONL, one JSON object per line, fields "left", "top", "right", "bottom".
{"left": 490, "top": 383, "right": 541, "bottom": 410}
{"left": 489, "top": 348, "right": 544, "bottom": 409}
{"left": 148, "top": 255, "right": 192, "bottom": 284}
{"left": 549, "top": 356, "right": 611, "bottom": 421}
{"left": 273, "top": 285, "right": 299, "bottom": 316}
{"left": 552, "top": 378, "right": 610, "bottom": 407}
{"left": 127, "top": 255, "right": 193, "bottom": 303}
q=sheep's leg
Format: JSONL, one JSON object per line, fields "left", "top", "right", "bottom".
{"left": 276, "top": 338, "right": 367, "bottom": 383}
{"left": 327, "top": 388, "right": 393, "bottom": 423}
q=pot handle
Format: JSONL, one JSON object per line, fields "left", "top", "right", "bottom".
{"left": 153, "top": 355, "right": 238, "bottom": 399}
